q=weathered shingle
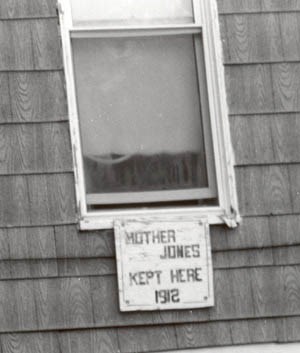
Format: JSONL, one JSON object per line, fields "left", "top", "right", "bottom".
{"left": 0, "top": 174, "right": 75, "bottom": 227}
{"left": 0, "top": 74, "right": 12, "bottom": 122}
{"left": 218, "top": 0, "right": 300, "bottom": 13}
{"left": 230, "top": 115, "right": 274, "bottom": 165}
{"left": 8, "top": 227, "right": 56, "bottom": 260}
{"left": 2, "top": 332, "right": 61, "bottom": 353}
{"left": 261, "top": 0, "right": 300, "bottom": 12}
{"left": 272, "top": 63, "right": 300, "bottom": 112}
{"left": 225, "top": 65, "right": 275, "bottom": 114}
{"left": 8, "top": 72, "right": 67, "bottom": 123}
{"left": 0, "top": 123, "right": 72, "bottom": 174}
{"left": 34, "top": 277, "right": 94, "bottom": 330}
{"left": 223, "top": 14, "right": 283, "bottom": 63}
{"left": 59, "top": 329, "right": 119, "bottom": 353}
{"left": 0, "top": 0, "right": 56, "bottom": 19}
{"left": 0, "top": 19, "right": 61, "bottom": 70}
{"left": 27, "top": 174, "right": 76, "bottom": 226}
{"left": 218, "top": 0, "right": 262, "bottom": 13}
{"left": 236, "top": 165, "right": 293, "bottom": 216}
{"left": 54, "top": 226, "right": 115, "bottom": 258}
{"left": 176, "top": 322, "right": 232, "bottom": 348}
{"left": 118, "top": 326, "right": 178, "bottom": 353}
{"left": 230, "top": 114, "right": 300, "bottom": 165}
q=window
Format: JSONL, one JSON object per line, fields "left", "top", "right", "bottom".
{"left": 58, "top": 0, "right": 239, "bottom": 229}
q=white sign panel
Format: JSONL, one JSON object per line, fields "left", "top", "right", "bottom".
{"left": 114, "top": 220, "right": 214, "bottom": 311}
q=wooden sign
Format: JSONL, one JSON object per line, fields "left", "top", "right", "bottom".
{"left": 114, "top": 220, "right": 214, "bottom": 311}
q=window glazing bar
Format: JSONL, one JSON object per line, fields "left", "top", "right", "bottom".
{"left": 70, "top": 26, "right": 201, "bottom": 38}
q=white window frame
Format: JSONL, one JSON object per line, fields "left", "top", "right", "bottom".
{"left": 58, "top": 0, "right": 240, "bottom": 230}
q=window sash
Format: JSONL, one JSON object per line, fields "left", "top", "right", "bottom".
{"left": 71, "top": 31, "right": 217, "bottom": 205}
{"left": 70, "top": 26, "right": 201, "bottom": 38}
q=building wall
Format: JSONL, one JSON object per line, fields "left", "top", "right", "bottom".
{"left": 0, "top": 0, "right": 299, "bottom": 351}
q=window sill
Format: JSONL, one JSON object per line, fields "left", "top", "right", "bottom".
{"left": 79, "top": 206, "right": 240, "bottom": 230}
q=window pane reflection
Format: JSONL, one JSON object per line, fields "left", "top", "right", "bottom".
{"left": 72, "top": 35, "right": 208, "bottom": 196}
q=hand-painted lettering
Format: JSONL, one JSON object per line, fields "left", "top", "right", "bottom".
{"left": 170, "top": 268, "right": 202, "bottom": 283}
{"left": 155, "top": 289, "right": 180, "bottom": 304}
{"left": 160, "top": 244, "right": 200, "bottom": 259}
{"left": 125, "top": 229, "right": 176, "bottom": 245}
{"left": 129, "top": 270, "right": 162, "bottom": 286}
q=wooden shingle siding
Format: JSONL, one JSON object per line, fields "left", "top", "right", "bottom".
{"left": 236, "top": 165, "right": 293, "bottom": 216}
{"left": 266, "top": 114, "right": 300, "bottom": 163}
{"left": 0, "top": 243, "right": 300, "bottom": 281}
{"left": 55, "top": 215, "right": 297, "bottom": 256}
{"left": 0, "top": 215, "right": 291, "bottom": 262}
{"left": 2, "top": 265, "right": 299, "bottom": 332}
{"left": 287, "top": 164, "right": 300, "bottom": 212}
{"left": 273, "top": 246, "right": 300, "bottom": 266}
{"left": 213, "top": 214, "right": 300, "bottom": 250}
{"left": 231, "top": 114, "right": 300, "bottom": 165}
{"left": 218, "top": 0, "right": 300, "bottom": 14}
{"left": 90, "top": 266, "right": 300, "bottom": 328}
{"left": 118, "top": 326, "right": 178, "bottom": 353}
{"left": 261, "top": 0, "right": 300, "bottom": 12}
{"left": 218, "top": 0, "right": 262, "bottom": 14}
{"left": 230, "top": 115, "right": 274, "bottom": 165}
{"left": 27, "top": 174, "right": 76, "bottom": 226}
{"left": 57, "top": 258, "right": 116, "bottom": 278}
{"left": 0, "top": 19, "right": 62, "bottom": 71}
{"left": 0, "top": 174, "right": 75, "bottom": 227}
{"left": 223, "top": 14, "right": 283, "bottom": 63}
{"left": 176, "top": 321, "right": 232, "bottom": 348}
{"left": 0, "top": 123, "right": 72, "bottom": 174}
{"left": 31, "top": 19, "right": 63, "bottom": 70}
{"left": 0, "top": 0, "right": 56, "bottom": 19}
{"left": 54, "top": 226, "right": 115, "bottom": 258}
{"left": 269, "top": 215, "right": 300, "bottom": 246}
{"left": 226, "top": 63, "right": 300, "bottom": 114}
{"left": 8, "top": 72, "right": 67, "bottom": 123}
{"left": 222, "top": 12, "right": 300, "bottom": 63}
{"left": 59, "top": 329, "right": 120, "bottom": 353}
{"left": 0, "top": 318, "right": 299, "bottom": 353}
{"left": 272, "top": 63, "right": 300, "bottom": 112}
{"left": 0, "top": 280, "right": 37, "bottom": 332}
{"left": 34, "top": 277, "right": 94, "bottom": 331}
{"left": 280, "top": 317, "right": 300, "bottom": 342}
{"left": 0, "top": 74, "right": 11, "bottom": 121}
{"left": 0, "top": 246, "right": 298, "bottom": 281}
{"left": 225, "top": 65, "right": 275, "bottom": 114}
{"left": 280, "top": 13, "right": 300, "bottom": 60}
{"left": 9, "top": 259, "right": 59, "bottom": 280}
{"left": 8, "top": 227, "right": 56, "bottom": 260}
{"left": 176, "top": 319, "right": 280, "bottom": 347}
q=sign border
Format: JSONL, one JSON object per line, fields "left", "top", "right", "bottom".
{"left": 114, "top": 219, "right": 214, "bottom": 312}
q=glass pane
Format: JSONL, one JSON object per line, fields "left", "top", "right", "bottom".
{"left": 71, "top": 0, "right": 194, "bottom": 27}
{"left": 72, "top": 35, "right": 208, "bottom": 196}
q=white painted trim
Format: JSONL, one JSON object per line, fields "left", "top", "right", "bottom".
{"left": 151, "top": 342, "right": 300, "bottom": 353}
{"left": 70, "top": 23, "right": 202, "bottom": 32}
{"left": 58, "top": 0, "right": 240, "bottom": 230}
{"left": 58, "top": 0, "right": 88, "bottom": 217}
{"left": 192, "top": 0, "right": 202, "bottom": 25}
{"left": 70, "top": 26, "right": 201, "bottom": 38}
{"left": 80, "top": 207, "right": 225, "bottom": 230}
{"left": 198, "top": 0, "right": 240, "bottom": 224}
{"left": 86, "top": 187, "right": 215, "bottom": 205}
